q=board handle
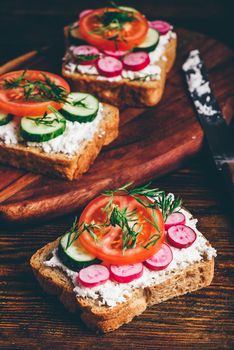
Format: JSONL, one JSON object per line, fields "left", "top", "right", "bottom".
{"left": 0, "top": 46, "right": 50, "bottom": 75}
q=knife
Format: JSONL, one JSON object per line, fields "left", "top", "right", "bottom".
{"left": 183, "top": 50, "right": 234, "bottom": 206}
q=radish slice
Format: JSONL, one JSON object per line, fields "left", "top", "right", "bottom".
{"left": 123, "top": 52, "right": 150, "bottom": 71}
{"left": 144, "top": 243, "right": 173, "bottom": 271}
{"left": 149, "top": 20, "right": 172, "bottom": 35}
{"left": 79, "top": 9, "right": 93, "bottom": 19}
{"left": 165, "top": 212, "right": 186, "bottom": 230}
{"left": 110, "top": 263, "right": 143, "bottom": 283}
{"left": 77, "top": 264, "right": 110, "bottom": 288}
{"left": 73, "top": 45, "right": 100, "bottom": 65}
{"left": 103, "top": 49, "right": 129, "bottom": 59}
{"left": 96, "top": 56, "right": 123, "bottom": 77}
{"left": 167, "top": 225, "right": 197, "bottom": 248}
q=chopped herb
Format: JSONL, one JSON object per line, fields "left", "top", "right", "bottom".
{"left": 27, "top": 105, "right": 65, "bottom": 127}
{"left": 131, "top": 74, "right": 158, "bottom": 82}
{"left": 70, "top": 96, "right": 91, "bottom": 109}
{"left": 74, "top": 54, "right": 99, "bottom": 63}
{"left": 3, "top": 71, "right": 69, "bottom": 104}
{"left": 104, "top": 182, "right": 182, "bottom": 221}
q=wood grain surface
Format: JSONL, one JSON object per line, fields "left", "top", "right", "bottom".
{"left": 0, "top": 28, "right": 234, "bottom": 224}
{"left": 0, "top": 1, "right": 234, "bottom": 347}
{"left": 1, "top": 160, "right": 234, "bottom": 350}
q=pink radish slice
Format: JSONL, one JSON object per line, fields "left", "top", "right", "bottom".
{"left": 149, "top": 20, "right": 172, "bottom": 35}
{"left": 77, "top": 264, "right": 110, "bottom": 288}
{"left": 110, "top": 263, "right": 143, "bottom": 283}
{"left": 144, "top": 243, "right": 173, "bottom": 271}
{"left": 96, "top": 56, "right": 123, "bottom": 77}
{"left": 167, "top": 225, "right": 197, "bottom": 249}
{"left": 79, "top": 9, "right": 93, "bottom": 19}
{"left": 123, "top": 52, "right": 150, "bottom": 71}
{"left": 103, "top": 49, "right": 129, "bottom": 59}
{"left": 165, "top": 212, "right": 186, "bottom": 230}
{"left": 73, "top": 45, "right": 100, "bottom": 65}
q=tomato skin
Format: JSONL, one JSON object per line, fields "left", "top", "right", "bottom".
{"left": 79, "top": 8, "right": 149, "bottom": 51}
{"left": 78, "top": 195, "right": 165, "bottom": 265}
{"left": 0, "top": 70, "right": 70, "bottom": 117}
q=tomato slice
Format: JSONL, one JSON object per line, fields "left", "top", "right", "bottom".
{"left": 0, "top": 70, "right": 70, "bottom": 117}
{"left": 78, "top": 195, "right": 165, "bottom": 265}
{"left": 79, "top": 8, "right": 148, "bottom": 51}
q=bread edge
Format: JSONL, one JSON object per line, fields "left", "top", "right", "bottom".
{"left": 0, "top": 103, "right": 119, "bottom": 180}
{"left": 62, "top": 28, "right": 177, "bottom": 108}
{"left": 30, "top": 238, "right": 214, "bottom": 333}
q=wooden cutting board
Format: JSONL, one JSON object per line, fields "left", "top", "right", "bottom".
{"left": 0, "top": 28, "right": 233, "bottom": 224}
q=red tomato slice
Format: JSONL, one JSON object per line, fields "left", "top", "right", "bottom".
{"left": 79, "top": 195, "right": 165, "bottom": 265}
{"left": 0, "top": 70, "right": 70, "bottom": 117}
{"left": 79, "top": 8, "right": 148, "bottom": 51}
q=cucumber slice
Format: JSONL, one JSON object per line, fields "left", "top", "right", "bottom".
{"left": 68, "top": 24, "right": 86, "bottom": 46}
{"left": 58, "top": 232, "right": 101, "bottom": 271}
{"left": 134, "top": 28, "right": 160, "bottom": 53}
{"left": 61, "top": 92, "right": 99, "bottom": 123}
{"left": 0, "top": 113, "right": 13, "bottom": 126}
{"left": 118, "top": 6, "right": 138, "bottom": 13}
{"left": 20, "top": 113, "right": 66, "bottom": 142}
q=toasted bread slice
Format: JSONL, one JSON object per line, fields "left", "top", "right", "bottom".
{"left": 62, "top": 26, "right": 177, "bottom": 108}
{"left": 0, "top": 103, "right": 119, "bottom": 180}
{"left": 31, "top": 236, "right": 215, "bottom": 333}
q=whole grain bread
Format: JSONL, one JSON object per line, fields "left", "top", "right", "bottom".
{"left": 0, "top": 103, "right": 119, "bottom": 180}
{"left": 62, "top": 26, "right": 177, "bottom": 108}
{"left": 30, "top": 238, "right": 214, "bottom": 333}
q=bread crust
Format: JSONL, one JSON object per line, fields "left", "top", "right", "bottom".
{"left": 0, "top": 103, "right": 119, "bottom": 180}
{"left": 62, "top": 27, "right": 177, "bottom": 108}
{"left": 30, "top": 238, "right": 214, "bottom": 333}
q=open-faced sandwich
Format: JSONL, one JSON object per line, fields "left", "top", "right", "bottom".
{"left": 31, "top": 183, "right": 216, "bottom": 332}
{"left": 62, "top": 5, "right": 177, "bottom": 107}
{"left": 0, "top": 70, "right": 119, "bottom": 180}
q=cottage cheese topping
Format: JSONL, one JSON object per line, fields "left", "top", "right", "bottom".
{"left": 0, "top": 118, "right": 20, "bottom": 145}
{"left": 0, "top": 104, "right": 104, "bottom": 156}
{"left": 44, "top": 208, "right": 216, "bottom": 307}
{"left": 64, "top": 31, "right": 176, "bottom": 82}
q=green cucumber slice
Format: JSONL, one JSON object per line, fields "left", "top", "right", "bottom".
{"left": 134, "top": 28, "right": 160, "bottom": 53}
{"left": 58, "top": 232, "right": 101, "bottom": 271}
{"left": 61, "top": 92, "right": 99, "bottom": 123}
{"left": 68, "top": 24, "right": 86, "bottom": 46}
{"left": 0, "top": 113, "right": 13, "bottom": 126}
{"left": 20, "top": 113, "right": 66, "bottom": 142}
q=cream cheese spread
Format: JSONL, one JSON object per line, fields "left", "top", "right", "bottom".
{"left": 64, "top": 31, "right": 176, "bottom": 82}
{"left": 44, "top": 208, "right": 216, "bottom": 307}
{"left": 0, "top": 104, "right": 104, "bottom": 156}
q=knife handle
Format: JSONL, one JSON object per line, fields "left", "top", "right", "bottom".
{"left": 221, "top": 160, "right": 234, "bottom": 205}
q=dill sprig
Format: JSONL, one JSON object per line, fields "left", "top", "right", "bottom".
{"left": 27, "top": 105, "right": 65, "bottom": 127}
{"left": 65, "top": 218, "right": 106, "bottom": 249}
{"left": 109, "top": 206, "right": 143, "bottom": 251}
{"left": 3, "top": 71, "right": 69, "bottom": 103}
{"left": 131, "top": 74, "right": 158, "bottom": 82}
{"left": 75, "top": 54, "right": 99, "bottom": 64}
{"left": 71, "top": 96, "right": 92, "bottom": 109}
{"left": 91, "top": 7, "right": 135, "bottom": 48}
{"left": 104, "top": 182, "right": 182, "bottom": 221}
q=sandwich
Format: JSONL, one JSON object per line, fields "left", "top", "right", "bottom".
{"left": 30, "top": 183, "right": 216, "bottom": 332}
{"left": 0, "top": 70, "right": 119, "bottom": 180}
{"left": 62, "top": 5, "right": 177, "bottom": 108}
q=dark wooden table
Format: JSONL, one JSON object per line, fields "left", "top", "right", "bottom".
{"left": 0, "top": 1, "right": 234, "bottom": 349}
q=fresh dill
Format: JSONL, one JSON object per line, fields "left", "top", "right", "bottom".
{"left": 3, "top": 71, "right": 69, "bottom": 104}
{"left": 104, "top": 182, "right": 182, "bottom": 221}
{"left": 27, "top": 105, "right": 65, "bottom": 127}
{"left": 74, "top": 54, "right": 99, "bottom": 64}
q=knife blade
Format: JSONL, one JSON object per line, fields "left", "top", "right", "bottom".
{"left": 183, "top": 50, "right": 234, "bottom": 206}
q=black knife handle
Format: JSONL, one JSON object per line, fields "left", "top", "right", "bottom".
{"left": 220, "top": 160, "right": 234, "bottom": 206}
